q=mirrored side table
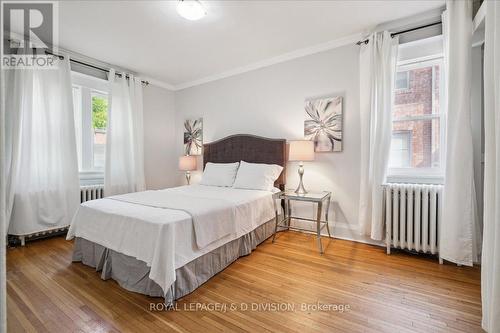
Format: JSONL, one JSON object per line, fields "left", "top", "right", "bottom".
{"left": 272, "top": 190, "right": 332, "bottom": 254}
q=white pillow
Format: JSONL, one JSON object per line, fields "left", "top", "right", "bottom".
{"left": 200, "top": 162, "right": 240, "bottom": 187}
{"left": 233, "top": 161, "right": 283, "bottom": 191}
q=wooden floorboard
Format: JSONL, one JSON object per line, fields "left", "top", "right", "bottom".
{"left": 7, "top": 232, "right": 483, "bottom": 332}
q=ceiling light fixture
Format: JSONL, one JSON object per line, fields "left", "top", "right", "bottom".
{"left": 177, "top": 0, "right": 206, "bottom": 21}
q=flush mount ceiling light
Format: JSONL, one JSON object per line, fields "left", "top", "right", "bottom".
{"left": 177, "top": 0, "right": 206, "bottom": 21}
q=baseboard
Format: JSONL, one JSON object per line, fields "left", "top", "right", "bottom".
{"left": 288, "top": 219, "right": 385, "bottom": 247}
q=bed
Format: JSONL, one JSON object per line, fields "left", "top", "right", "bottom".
{"left": 67, "top": 134, "right": 286, "bottom": 305}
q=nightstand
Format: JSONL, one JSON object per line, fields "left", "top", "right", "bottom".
{"left": 272, "top": 190, "right": 332, "bottom": 254}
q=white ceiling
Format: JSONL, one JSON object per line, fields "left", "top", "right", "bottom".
{"left": 59, "top": 1, "right": 444, "bottom": 89}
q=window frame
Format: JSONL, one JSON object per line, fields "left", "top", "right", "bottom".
{"left": 71, "top": 72, "right": 109, "bottom": 184}
{"left": 387, "top": 55, "right": 446, "bottom": 184}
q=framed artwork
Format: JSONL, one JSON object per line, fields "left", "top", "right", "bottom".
{"left": 184, "top": 118, "right": 203, "bottom": 155}
{"left": 304, "top": 96, "right": 343, "bottom": 152}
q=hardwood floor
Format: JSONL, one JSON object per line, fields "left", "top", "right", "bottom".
{"left": 7, "top": 232, "right": 482, "bottom": 333}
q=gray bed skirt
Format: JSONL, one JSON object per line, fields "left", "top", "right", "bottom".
{"left": 72, "top": 218, "right": 276, "bottom": 305}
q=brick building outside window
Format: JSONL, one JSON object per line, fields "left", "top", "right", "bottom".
{"left": 389, "top": 57, "right": 444, "bottom": 177}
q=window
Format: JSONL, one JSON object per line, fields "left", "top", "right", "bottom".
{"left": 388, "top": 56, "right": 445, "bottom": 180}
{"left": 71, "top": 72, "right": 109, "bottom": 183}
{"left": 395, "top": 71, "right": 409, "bottom": 90}
{"left": 390, "top": 131, "right": 411, "bottom": 168}
{"left": 91, "top": 93, "right": 108, "bottom": 169}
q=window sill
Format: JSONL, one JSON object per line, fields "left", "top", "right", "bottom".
{"left": 79, "top": 171, "right": 104, "bottom": 186}
{"left": 386, "top": 174, "right": 444, "bottom": 185}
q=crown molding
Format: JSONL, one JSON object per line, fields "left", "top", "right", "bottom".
{"left": 174, "top": 32, "right": 362, "bottom": 91}
{"left": 7, "top": 8, "right": 446, "bottom": 93}
{"left": 171, "top": 9, "right": 446, "bottom": 91}
{"left": 4, "top": 31, "right": 177, "bottom": 91}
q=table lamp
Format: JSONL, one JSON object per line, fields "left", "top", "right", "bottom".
{"left": 288, "top": 140, "right": 315, "bottom": 195}
{"left": 179, "top": 155, "right": 197, "bottom": 185}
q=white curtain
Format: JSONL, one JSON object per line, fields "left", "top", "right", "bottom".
{"left": 104, "top": 70, "right": 145, "bottom": 196}
{"left": 482, "top": 1, "right": 500, "bottom": 331}
{"left": 358, "top": 31, "right": 399, "bottom": 240}
{"left": 440, "top": 0, "right": 478, "bottom": 266}
{"left": 0, "top": 48, "right": 7, "bottom": 333}
{"left": 4, "top": 55, "right": 80, "bottom": 236}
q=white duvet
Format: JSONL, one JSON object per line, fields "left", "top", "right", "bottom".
{"left": 66, "top": 185, "right": 277, "bottom": 294}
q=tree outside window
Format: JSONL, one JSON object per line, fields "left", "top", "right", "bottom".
{"left": 91, "top": 94, "right": 108, "bottom": 169}
{"left": 92, "top": 96, "right": 107, "bottom": 129}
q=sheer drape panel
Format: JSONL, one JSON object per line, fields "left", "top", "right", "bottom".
{"left": 482, "top": 1, "right": 500, "bottom": 331}
{"left": 104, "top": 70, "right": 145, "bottom": 196}
{"left": 440, "top": 0, "right": 477, "bottom": 266}
{"left": 358, "top": 31, "right": 399, "bottom": 240}
{"left": 0, "top": 51, "right": 8, "bottom": 333}
{"left": 130, "top": 79, "right": 145, "bottom": 190}
{"left": 3, "top": 64, "right": 23, "bottom": 228}
{"left": 5, "top": 56, "right": 80, "bottom": 236}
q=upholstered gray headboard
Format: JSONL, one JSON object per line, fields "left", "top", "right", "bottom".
{"left": 203, "top": 134, "right": 287, "bottom": 190}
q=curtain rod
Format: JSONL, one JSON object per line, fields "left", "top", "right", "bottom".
{"left": 7, "top": 38, "right": 148, "bottom": 85}
{"left": 356, "top": 21, "right": 442, "bottom": 46}
{"left": 44, "top": 50, "right": 149, "bottom": 86}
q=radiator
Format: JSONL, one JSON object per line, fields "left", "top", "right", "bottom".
{"left": 80, "top": 185, "right": 104, "bottom": 203}
{"left": 384, "top": 183, "right": 443, "bottom": 260}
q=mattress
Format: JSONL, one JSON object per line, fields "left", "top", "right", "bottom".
{"left": 67, "top": 184, "right": 278, "bottom": 294}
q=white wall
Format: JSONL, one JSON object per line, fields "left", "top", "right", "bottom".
{"left": 174, "top": 44, "right": 376, "bottom": 243}
{"left": 143, "top": 84, "right": 178, "bottom": 190}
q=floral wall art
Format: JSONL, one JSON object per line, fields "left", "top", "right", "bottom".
{"left": 184, "top": 118, "right": 203, "bottom": 155}
{"left": 304, "top": 96, "right": 343, "bottom": 152}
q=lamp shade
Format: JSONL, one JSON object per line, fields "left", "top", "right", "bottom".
{"left": 179, "top": 155, "right": 197, "bottom": 171}
{"left": 288, "top": 140, "right": 315, "bottom": 161}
